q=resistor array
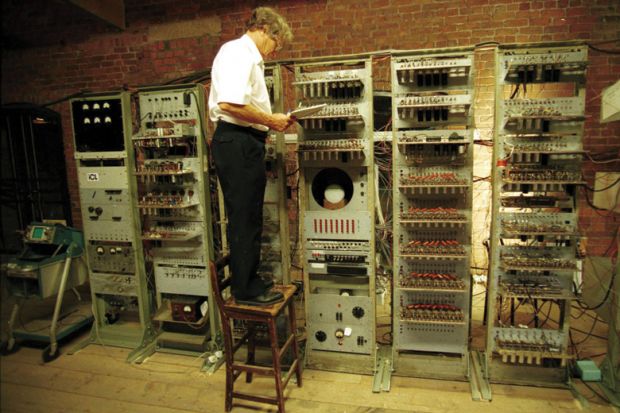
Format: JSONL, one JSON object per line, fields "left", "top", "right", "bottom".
{"left": 506, "top": 142, "right": 571, "bottom": 153}
{"left": 400, "top": 239, "right": 465, "bottom": 255}
{"left": 297, "top": 139, "right": 364, "bottom": 151}
{"left": 400, "top": 172, "right": 468, "bottom": 186}
{"left": 139, "top": 189, "right": 194, "bottom": 207}
{"left": 500, "top": 278, "right": 563, "bottom": 296}
{"left": 500, "top": 255, "right": 575, "bottom": 269}
{"left": 400, "top": 271, "right": 465, "bottom": 290}
{"left": 401, "top": 207, "right": 465, "bottom": 221}
{"left": 143, "top": 223, "right": 198, "bottom": 239}
{"left": 302, "top": 103, "right": 360, "bottom": 119}
{"left": 400, "top": 303, "right": 464, "bottom": 323}
{"left": 502, "top": 169, "right": 581, "bottom": 182}
{"left": 501, "top": 219, "right": 573, "bottom": 234}
{"left": 299, "top": 103, "right": 363, "bottom": 131}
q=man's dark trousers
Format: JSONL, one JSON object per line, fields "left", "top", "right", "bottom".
{"left": 211, "top": 121, "right": 267, "bottom": 300}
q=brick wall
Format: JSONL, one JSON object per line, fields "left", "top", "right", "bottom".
{"left": 2, "top": 0, "right": 619, "bottom": 255}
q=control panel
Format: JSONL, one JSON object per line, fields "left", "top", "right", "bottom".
{"left": 71, "top": 91, "right": 153, "bottom": 349}
{"left": 86, "top": 241, "right": 135, "bottom": 274}
{"left": 295, "top": 59, "right": 376, "bottom": 369}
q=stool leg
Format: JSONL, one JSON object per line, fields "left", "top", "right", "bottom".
{"left": 222, "top": 316, "right": 234, "bottom": 412}
{"left": 246, "top": 322, "right": 256, "bottom": 383}
{"left": 288, "top": 301, "right": 302, "bottom": 387}
{"left": 268, "top": 317, "right": 285, "bottom": 413}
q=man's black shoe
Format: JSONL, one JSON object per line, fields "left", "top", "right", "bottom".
{"left": 263, "top": 278, "right": 274, "bottom": 289}
{"left": 236, "top": 291, "right": 284, "bottom": 307}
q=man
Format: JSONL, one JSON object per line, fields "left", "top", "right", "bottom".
{"left": 208, "top": 7, "right": 294, "bottom": 306}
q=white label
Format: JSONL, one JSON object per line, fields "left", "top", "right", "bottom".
{"left": 310, "top": 263, "right": 326, "bottom": 269}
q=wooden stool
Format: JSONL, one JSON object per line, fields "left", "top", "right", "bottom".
{"left": 209, "top": 257, "right": 302, "bottom": 413}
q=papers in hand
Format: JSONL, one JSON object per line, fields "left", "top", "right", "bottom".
{"left": 289, "top": 104, "right": 327, "bottom": 119}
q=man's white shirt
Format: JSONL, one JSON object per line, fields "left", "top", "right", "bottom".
{"left": 208, "top": 34, "right": 271, "bottom": 132}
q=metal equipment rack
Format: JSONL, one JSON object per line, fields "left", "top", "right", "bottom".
{"left": 485, "top": 42, "right": 588, "bottom": 388}
{"left": 391, "top": 48, "right": 475, "bottom": 380}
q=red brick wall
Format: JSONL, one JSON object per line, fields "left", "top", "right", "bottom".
{"left": 2, "top": 0, "right": 619, "bottom": 255}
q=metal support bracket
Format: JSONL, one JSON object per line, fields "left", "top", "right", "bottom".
{"left": 568, "top": 379, "right": 590, "bottom": 410}
{"left": 372, "top": 345, "right": 393, "bottom": 393}
{"left": 470, "top": 351, "right": 492, "bottom": 401}
{"left": 126, "top": 328, "right": 159, "bottom": 364}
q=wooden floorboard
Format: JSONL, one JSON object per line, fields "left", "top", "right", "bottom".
{"left": 1, "top": 340, "right": 616, "bottom": 413}
{"left": 1, "top": 282, "right": 615, "bottom": 413}
{"left": 1, "top": 382, "right": 200, "bottom": 413}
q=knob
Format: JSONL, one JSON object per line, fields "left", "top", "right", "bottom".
{"left": 95, "top": 246, "right": 105, "bottom": 255}
{"left": 335, "top": 329, "right": 345, "bottom": 339}
{"left": 352, "top": 306, "right": 365, "bottom": 319}
{"left": 95, "top": 207, "right": 103, "bottom": 215}
{"left": 315, "top": 331, "right": 327, "bottom": 342}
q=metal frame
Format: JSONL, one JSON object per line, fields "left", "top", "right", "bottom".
{"left": 264, "top": 63, "right": 292, "bottom": 285}
{"left": 126, "top": 83, "right": 220, "bottom": 366}
{"left": 485, "top": 42, "right": 588, "bottom": 388}
{"left": 390, "top": 48, "right": 475, "bottom": 381}
{"left": 295, "top": 57, "right": 377, "bottom": 374}
{"left": 69, "top": 91, "right": 155, "bottom": 358}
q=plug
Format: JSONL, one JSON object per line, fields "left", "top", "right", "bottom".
{"left": 292, "top": 280, "right": 304, "bottom": 296}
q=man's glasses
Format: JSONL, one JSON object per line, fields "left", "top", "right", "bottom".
{"left": 269, "top": 33, "right": 282, "bottom": 52}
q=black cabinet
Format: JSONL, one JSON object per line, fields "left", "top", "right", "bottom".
{"left": 1, "top": 104, "right": 72, "bottom": 254}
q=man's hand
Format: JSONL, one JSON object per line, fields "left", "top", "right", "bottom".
{"left": 269, "top": 113, "right": 295, "bottom": 132}
{"left": 218, "top": 102, "right": 296, "bottom": 132}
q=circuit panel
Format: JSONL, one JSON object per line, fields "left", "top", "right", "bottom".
{"left": 391, "top": 50, "right": 474, "bottom": 359}
{"left": 71, "top": 92, "right": 153, "bottom": 349}
{"left": 486, "top": 44, "right": 587, "bottom": 379}
{"left": 131, "top": 84, "right": 218, "bottom": 350}
{"left": 295, "top": 59, "right": 376, "bottom": 370}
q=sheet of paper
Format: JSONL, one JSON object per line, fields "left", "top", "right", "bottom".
{"left": 289, "top": 104, "right": 327, "bottom": 119}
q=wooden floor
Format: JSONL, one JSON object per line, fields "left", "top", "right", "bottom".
{"left": 0, "top": 334, "right": 616, "bottom": 413}
{"left": 0, "top": 281, "right": 616, "bottom": 412}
